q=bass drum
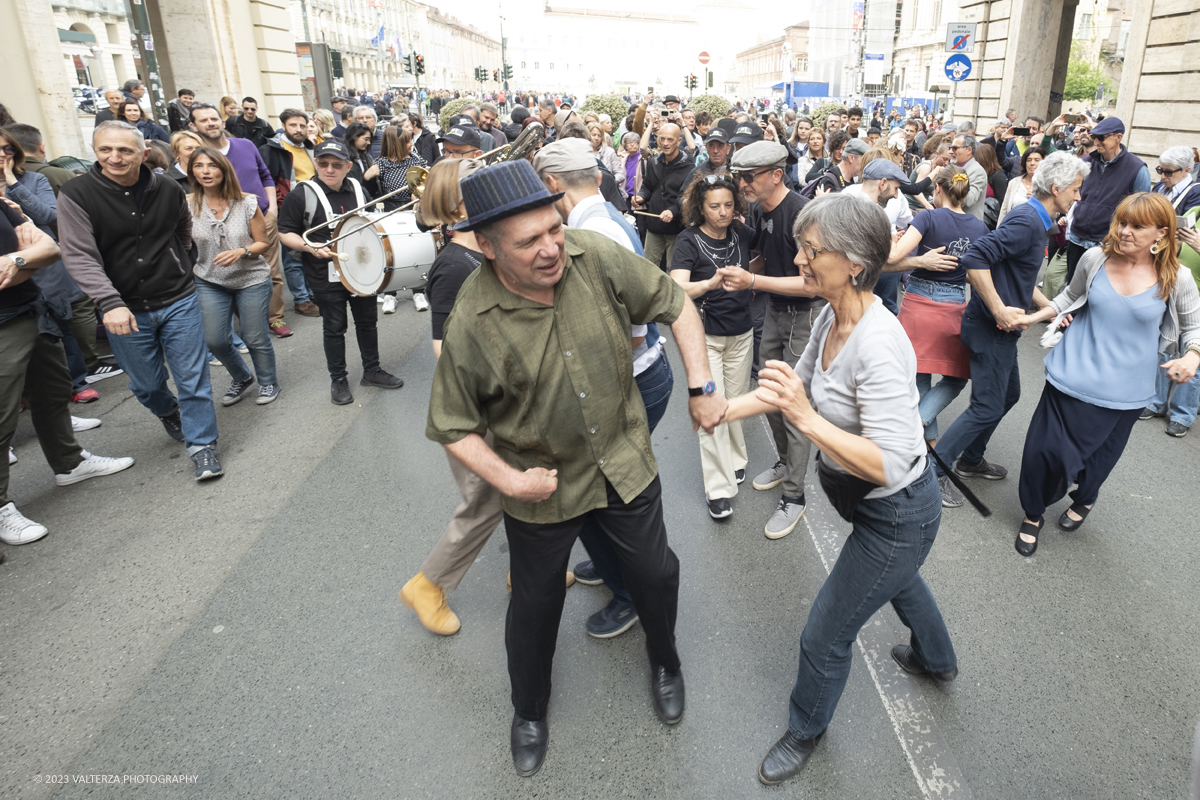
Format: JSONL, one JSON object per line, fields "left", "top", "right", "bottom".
{"left": 331, "top": 210, "right": 442, "bottom": 296}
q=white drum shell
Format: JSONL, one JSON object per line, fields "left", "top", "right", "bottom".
{"left": 331, "top": 210, "right": 440, "bottom": 296}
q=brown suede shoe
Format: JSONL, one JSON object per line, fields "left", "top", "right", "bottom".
{"left": 294, "top": 301, "right": 320, "bottom": 317}
{"left": 399, "top": 572, "right": 460, "bottom": 635}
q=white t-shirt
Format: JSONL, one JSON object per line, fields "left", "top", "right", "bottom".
{"left": 843, "top": 184, "right": 913, "bottom": 230}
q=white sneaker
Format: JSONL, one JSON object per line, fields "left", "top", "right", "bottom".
{"left": 54, "top": 450, "right": 135, "bottom": 487}
{"left": 0, "top": 502, "right": 48, "bottom": 545}
{"left": 412, "top": 292, "right": 430, "bottom": 312}
{"left": 71, "top": 416, "right": 102, "bottom": 432}
{"left": 381, "top": 294, "right": 397, "bottom": 314}
{"left": 7, "top": 447, "right": 15, "bottom": 465}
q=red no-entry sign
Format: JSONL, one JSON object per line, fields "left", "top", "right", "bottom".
{"left": 698, "top": 51, "right": 710, "bottom": 65}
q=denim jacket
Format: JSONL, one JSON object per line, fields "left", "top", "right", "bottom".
{"left": 1041, "top": 246, "right": 1200, "bottom": 354}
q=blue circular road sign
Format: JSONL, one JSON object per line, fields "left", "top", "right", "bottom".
{"left": 945, "top": 54, "right": 972, "bottom": 82}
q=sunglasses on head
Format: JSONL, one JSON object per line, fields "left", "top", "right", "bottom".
{"left": 702, "top": 173, "right": 734, "bottom": 186}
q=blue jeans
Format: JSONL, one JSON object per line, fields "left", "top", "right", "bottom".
{"left": 281, "top": 246, "right": 312, "bottom": 304}
{"left": 1148, "top": 341, "right": 1200, "bottom": 428}
{"left": 195, "top": 278, "right": 277, "bottom": 386}
{"left": 788, "top": 464, "right": 956, "bottom": 739}
{"left": 906, "top": 278, "right": 969, "bottom": 441}
{"left": 873, "top": 271, "right": 902, "bottom": 315}
{"left": 106, "top": 292, "right": 218, "bottom": 452}
{"left": 578, "top": 349, "right": 674, "bottom": 606}
{"left": 933, "top": 310, "right": 1021, "bottom": 475}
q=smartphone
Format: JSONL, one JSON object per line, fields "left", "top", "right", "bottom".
{"left": 1012, "top": 127, "right": 1031, "bottom": 137}
{"left": 1179, "top": 215, "right": 1194, "bottom": 231}
{"left": 1062, "top": 114, "right": 1082, "bottom": 124}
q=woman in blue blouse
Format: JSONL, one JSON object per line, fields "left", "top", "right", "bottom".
{"left": 1014, "top": 193, "right": 1200, "bottom": 555}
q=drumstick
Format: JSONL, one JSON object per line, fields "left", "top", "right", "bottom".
{"left": 632, "top": 210, "right": 665, "bottom": 218}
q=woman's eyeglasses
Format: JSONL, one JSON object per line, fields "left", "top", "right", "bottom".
{"left": 0, "top": 145, "right": 14, "bottom": 156}
{"left": 799, "top": 241, "right": 835, "bottom": 261}
{"left": 1156, "top": 166, "right": 1181, "bottom": 176}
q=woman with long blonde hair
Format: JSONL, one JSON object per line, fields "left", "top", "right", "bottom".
{"left": 1014, "top": 192, "right": 1200, "bottom": 553}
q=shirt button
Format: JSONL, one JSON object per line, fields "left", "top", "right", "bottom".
{"left": 579, "top": 392, "right": 586, "bottom": 398}
{"left": 590, "top": 427, "right": 596, "bottom": 434}
{"left": 598, "top": 459, "right": 605, "bottom": 466}
{"left": 565, "top": 350, "right": 572, "bottom": 356}
{"left": 124, "top": 192, "right": 130, "bottom": 196}
{"left": 137, "top": 258, "right": 143, "bottom": 262}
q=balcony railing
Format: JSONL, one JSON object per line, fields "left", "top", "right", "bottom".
{"left": 53, "top": 0, "right": 127, "bottom": 17}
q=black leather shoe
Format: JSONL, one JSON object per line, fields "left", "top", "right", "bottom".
{"left": 361, "top": 368, "right": 404, "bottom": 389}
{"left": 890, "top": 644, "right": 958, "bottom": 682}
{"left": 757, "top": 730, "right": 823, "bottom": 786}
{"left": 331, "top": 378, "right": 353, "bottom": 406}
{"left": 650, "top": 665, "right": 685, "bottom": 724}
{"left": 510, "top": 714, "right": 548, "bottom": 777}
{"left": 1015, "top": 516, "right": 1042, "bottom": 557}
{"left": 1057, "top": 503, "right": 1091, "bottom": 532}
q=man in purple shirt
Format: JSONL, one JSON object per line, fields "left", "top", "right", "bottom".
{"left": 188, "top": 104, "right": 293, "bottom": 338}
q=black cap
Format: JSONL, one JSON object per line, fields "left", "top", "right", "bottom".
{"left": 705, "top": 127, "right": 729, "bottom": 144}
{"left": 313, "top": 140, "right": 352, "bottom": 161}
{"left": 511, "top": 105, "right": 530, "bottom": 123}
{"left": 729, "top": 123, "right": 764, "bottom": 145}
{"left": 664, "top": 95, "right": 680, "bottom": 104}
{"left": 438, "top": 125, "right": 483, "bottom": 149}
{"left": 447, "top": 114, "right": 476, "bottom": 128}
{"left": 716, "top": 118, "right": 738, "bottom": 137}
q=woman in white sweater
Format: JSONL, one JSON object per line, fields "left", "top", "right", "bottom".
{"left": 721, "top": 193, "right": 958, "bottom": 787}
{"left": 997, "top": 145, "right": 1048, "bottom": 226}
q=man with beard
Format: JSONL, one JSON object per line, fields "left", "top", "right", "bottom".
{"left": 188, "top": 104, "right": 292, "bottom": 337}
{"left": 719, "top": 141, "right": 822, "bottom": 540}
{"left": 478, "top": 102, "right": 507, "bottom": 148}
{"left": 259, "top": 109, "right": 320, "bottom": 318}
{"left": 225, "top": 97, "right": 274, "bottom": 149}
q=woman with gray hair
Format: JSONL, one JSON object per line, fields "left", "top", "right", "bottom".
{"left": 722, "top": 192, "right": 957, "bottom": 786}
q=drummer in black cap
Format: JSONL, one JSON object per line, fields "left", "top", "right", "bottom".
{"left": 438, "top": 123, "right": 484, "bottom": 160}
{"left": 277, "top": 140, "right": 405, "bottom": 405}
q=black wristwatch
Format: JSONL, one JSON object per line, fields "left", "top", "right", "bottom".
{"left": 688, "top": 381, "right": 716, "bottom": 398}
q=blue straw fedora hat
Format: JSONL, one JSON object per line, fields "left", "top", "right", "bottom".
{"left": 454, "top": 159, "right": 563, "bottom": 232}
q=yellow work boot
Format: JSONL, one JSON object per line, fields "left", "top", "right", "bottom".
{"left": 507, "top": 571, "right": 575, "bottom": 592}
{"left": 399, "top": 572, "right": 461, "bottom": 636}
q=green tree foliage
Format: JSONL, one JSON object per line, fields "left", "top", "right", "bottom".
{"left": 688, "top": 94, "right": 732, "bottom": 119}
{"left": 438, "top": 98, "right": 472, "bottom": 131}
{"left": 579, "top": 93, "right": 632, "bottom": 122}
{"left": 1064, "top": 42, "right": 1107, "bottom": 102}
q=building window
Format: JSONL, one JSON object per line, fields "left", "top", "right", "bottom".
{"left": 534, "top": 62, "right": 539, "bottom": 69}
{"left": 933, "top": 0, "right": 942, "bottom": 27}
{"left": 550, "top": 62, "right": 554, "bottom": 69}
{"left": 521, "top": 61, "right": 526, "bottom": 68}
{"left": 1079, "top": 13, "right": 1093, "bottom": 40}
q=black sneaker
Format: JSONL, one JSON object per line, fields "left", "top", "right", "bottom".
{"left": 572, "top": 560, "right": 604, "bottom": 585}
{"left": 707, "top": 497, "right": 733, "bottom": 519}
{"left": 1166, "top": 421, "right": 1189, "bottom": 438}
{"left": 585, "top": 597, "right": 639, "bottom": 639}
{"left": 159, "top": 409, "right": 184, "bottom": 442}
{"left": 735, "top": 469, "right": 746, "bottom": 484}
{"left": 361, "top": 368, "right": 404, "bottom": 389}
{"left": 85, "top": 364, "right": 124, "bottom": 384}
{"left": 221, "top": 377, "right": 256, "bottom": 407}
{"left": 190, "top": 447, "right": 224, "bottom": 481}
{"left": 331, "top": 378, "right": 354, "bottom": 405}
{"left": 953, "top": 457, "right": 1007, "bottom": 481}
{"left": 1139, "top": 407, "right": 1164, "bottom": 421}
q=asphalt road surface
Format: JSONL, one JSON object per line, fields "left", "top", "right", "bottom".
{"left": 3, "top": 292, "right": 1198, "bottom": 799}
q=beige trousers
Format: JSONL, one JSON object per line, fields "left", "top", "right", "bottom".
{"left": 644, "top": 231, "right": 679, "bottom": 272}
{"left": 699, "top": 330, "right": 754, "bottom": 499}
{"left": 420, "top": 437, "right": 505, "bottom": 591}
{"left": 264, "top": 211, "right": 285, "bottom": 324}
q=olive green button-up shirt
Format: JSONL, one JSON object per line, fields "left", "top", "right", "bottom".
{"left": 426, "top": 228, "right": 686, "bottom": 524}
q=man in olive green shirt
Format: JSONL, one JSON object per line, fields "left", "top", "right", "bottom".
{"left": 425, "top": 160, "right": 725, "bottom": 777}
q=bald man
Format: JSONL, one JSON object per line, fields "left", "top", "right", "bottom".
{"left": 631, "top": 122, "right": 695, "bottom": 270}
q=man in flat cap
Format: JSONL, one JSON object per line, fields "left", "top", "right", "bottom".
{"left": 532, "top": 137, "right": 676, "bottom": 640}
{"left": 720, "top": 141, "right": 824, "bottom": 540}
{"left": 426, "top": 159, "right": 725, "bottom": 777}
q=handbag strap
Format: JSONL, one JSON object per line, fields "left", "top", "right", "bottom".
{"left": 926, "top": 446, "right": 991, "bottom": 517}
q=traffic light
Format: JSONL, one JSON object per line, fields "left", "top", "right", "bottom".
{"left": 503, "top": 63, "right": 513, "bottom": 80}
{"left": 492, "top": 69, "right": 499, "bottom": 82}
{"left": 330, "top": 49, "right": 344, "bottom": 79}
{"left": 404, "top": 53, "right": 413, "bottom": 74}
{"left": 415, "top": 54, "right": 425, "bottom": 75}
{"left": 473, "top": 66, "right": 481, "bottom": 81}
{"left": 707, "top": 71, "right": 713, "bottom": 88}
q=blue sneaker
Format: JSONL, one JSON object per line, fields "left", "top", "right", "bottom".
{"left": 572, "top": 560, "right": 603, "bottom": 585}
{"left": 585, "top": 597, "right": 639, "bottom": 639}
